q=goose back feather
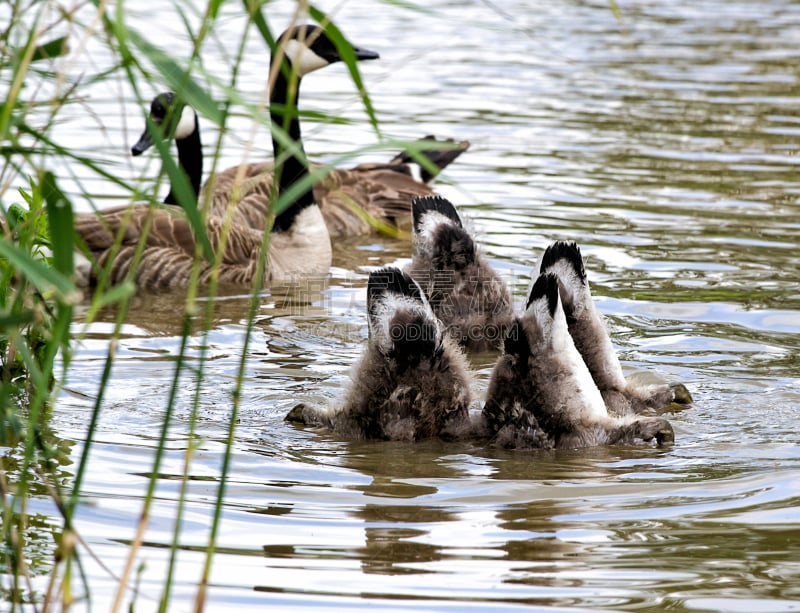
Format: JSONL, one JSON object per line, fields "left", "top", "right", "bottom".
{"left": 199, "top": 137, "right": 470, "bottom": 237}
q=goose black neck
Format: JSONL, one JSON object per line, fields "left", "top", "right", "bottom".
{"left": 164, "top": 120, "right": 202, "bottom": 205}
{"left": 270, "top": 59, "right": 314, "bottom": 233}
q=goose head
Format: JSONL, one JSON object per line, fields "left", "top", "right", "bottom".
{"left": 277, "top": 24, "right": 379, "bottom": 77}
{"left": 131, "top": 92, "right": 198, "bottom": 156}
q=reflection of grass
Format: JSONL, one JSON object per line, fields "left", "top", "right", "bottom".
{"left": 0, "top": 1, "right": 439, "bottom": 609}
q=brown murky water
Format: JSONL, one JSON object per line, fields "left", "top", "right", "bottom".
{"left": 11, "top": 0, "right": 800, "bottom": 610}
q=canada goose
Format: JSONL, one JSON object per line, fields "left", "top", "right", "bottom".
{"left": 482, "top": 272, "right": 674, "bottom": 449}
{"left": 201, "top": 135, "right": 470, "bottom": 237}
{"left": 128, "top": 91, "right": 467, "bottom": 231}
{"left": 286, "top": 267, "right": 474, "bottom": 441}
{"left": 130, "top": 92, "right": 469, "bottom": 236}
{"left": 74, "top": 24, "right": 380, "bottom": 289}
{"left": 406, "top": 195, "right": 514, "bottom": 353}
{"left": 73, "top": 93, "right": 207, "bottom": 288}
{"left": 130, "top": 91, "right": 203, "bottom": 205}
{"left": 536, "top": 240, "right": 692, "bottom": 414}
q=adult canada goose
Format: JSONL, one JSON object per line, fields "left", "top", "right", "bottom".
{"left": 406, "top": 195, "right": 514, "bottom": 353}
{"left": 128, "top": 92, "right": 468, "bottom": 232}
{"left": 286, "top": 267, "right": 474, "bottom": 441}
{"left": 74, "top": 24, "right": 380, "bottom": 289}
{"left": 73, "top": 91, "right": 204, "bottom": 288}
{"left": 482, "top": 272, "right": 674, "bottom": 449}
{"left": 130, "top": 91, "right": 203, "bottom": 205}
{"left": 199, "top": 134, "right": 470, "bottom": 237}
{"left": 536, "top": 240, "right": 692, "bottom": 414}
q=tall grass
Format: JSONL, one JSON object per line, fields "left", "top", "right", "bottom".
{"left": 0, "top": 0, "right": 435, "bottom": 610}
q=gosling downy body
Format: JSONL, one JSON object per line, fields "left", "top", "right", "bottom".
{"left": 406, "top": 195, "right": 514, "bottom": 353}
{"left": 286, "top": 267, "right": 473, "bottom": 441}
{"left": 74, "top": 25, "right": 379, "bottom": 289}
{"left": 482, "top": 272, "right": 674, "bottom": 449}
{"left": 536, "top": 240, "right": 692, "bottom": 413}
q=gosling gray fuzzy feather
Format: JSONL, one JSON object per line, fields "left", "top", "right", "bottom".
{"left": 482, "top": 272, "right": 674, "bottom": 449}
{"left": 536, "top": 240, "right": 692, "bottom": 414}
{"left": 406, "top": 195, "right": 514, "bottom": 353}
{"left": 286, "top": 267, "right": 474, "bottom": 441}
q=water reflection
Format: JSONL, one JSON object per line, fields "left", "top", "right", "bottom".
{"left": 19, "top": 0, "right": 799, "bottom": 609}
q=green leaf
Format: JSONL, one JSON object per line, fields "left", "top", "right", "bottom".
{"left": 41, "top": 171, "right": 74, "bottom": 276}
{"left": 30, "top": 37, "right": 69, "bottom": 62}
{"left": 0, "top": 310, "right": 36, "bottom": 331}
{"left": 245, "top": 0, "right": 276, "bottom": 48}
{"left": 92, "top": 280, "right": 136, "bottom": 308}
{"left": 609, "top": 0, "right": 623, "bottom": 21}
{"left": 0, "top": 239, "right": 80, "bottom": 305}
{"left": 309, "top": 6, "right": 381, "bottom": 137}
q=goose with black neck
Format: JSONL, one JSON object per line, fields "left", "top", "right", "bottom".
{"left": 74, "top": 24, "right": 380, "bottom": 289}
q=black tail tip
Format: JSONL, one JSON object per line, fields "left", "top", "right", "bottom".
{"left": 412, "top": 195, "right": 463, "bottom": 233}
{"left": 539, "top": 240, "right": 586, "bottom": 281}
{"left": 526, "top": 272, "right": 560, "bottom": 317}
{"left": 367, "top": 268, "right": 440, "bottom": 362}
{"left": 367, "top": 267, "right": 424, "bottom": 312}
{"left": 503, "top": 317, "right": 529, "bottom": 357}
{"left": 390, "top": 136, "right": 470, "bottom": 182}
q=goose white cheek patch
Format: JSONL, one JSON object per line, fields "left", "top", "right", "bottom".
{"left": 283, "top": 39, "right": 329, "bottom": 77}
{"left": 406, "top": 162, "right": 424, "bottom": 184}
{"left": 174, "top": 105, "right": 197, "bottom": 140}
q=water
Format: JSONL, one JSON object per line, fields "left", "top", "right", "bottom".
{"left": 9, "top": 0, "right": 800, "bottom": 610}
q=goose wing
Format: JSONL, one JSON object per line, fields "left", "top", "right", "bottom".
{"left": 319, "top": 165, "right": 438, "bottom": 237}
{"left": 75, "top": 205, "right": 269, "bottom": 288}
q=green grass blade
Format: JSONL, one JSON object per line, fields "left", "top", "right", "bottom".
{"left": 309, "top": 5, "right": 381, "bottom": 137}
{"left": 30, "top": 36, "right": 70, "bottom": 62}
{"left": 0, "top": 240, "right": 80, "bottom": 305}
{"left": 41, "top": 171, "right": 74, "bottom": 277}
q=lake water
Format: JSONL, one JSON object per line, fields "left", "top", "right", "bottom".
{"left": 9, "top": 0, "right": 800, "bottom": 610}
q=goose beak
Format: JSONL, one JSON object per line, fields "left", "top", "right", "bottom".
{"left": 352, "top": 45, "right": 379, "bottom": 62}
{"left": 131, "top": 129, "right": 154, "bottom": 156}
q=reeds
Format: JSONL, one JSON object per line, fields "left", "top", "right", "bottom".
{"left": 0, "top": 1, "right": 440, "bottom": 610}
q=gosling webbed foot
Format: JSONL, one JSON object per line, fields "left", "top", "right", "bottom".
{"left": 670, "top": 383, "right": 693, "bottom": 406}
{"left": 653, "top": 417, "right": 675, "bottom": 446}
{"left": 620, "top": 416, "right": 674, "bottom": 447}
{"left": 285, "top": 403, "right": 310, "bottom": 424}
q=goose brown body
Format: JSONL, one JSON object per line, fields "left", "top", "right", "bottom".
{"left": 74, "top": 25, "right": 383, "bottom": 289}
{"left": 203, "top": 136, "right": 469, "bottom": 237}
{"left": 75, "top": 204, "right": 329, "bottom": 287}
